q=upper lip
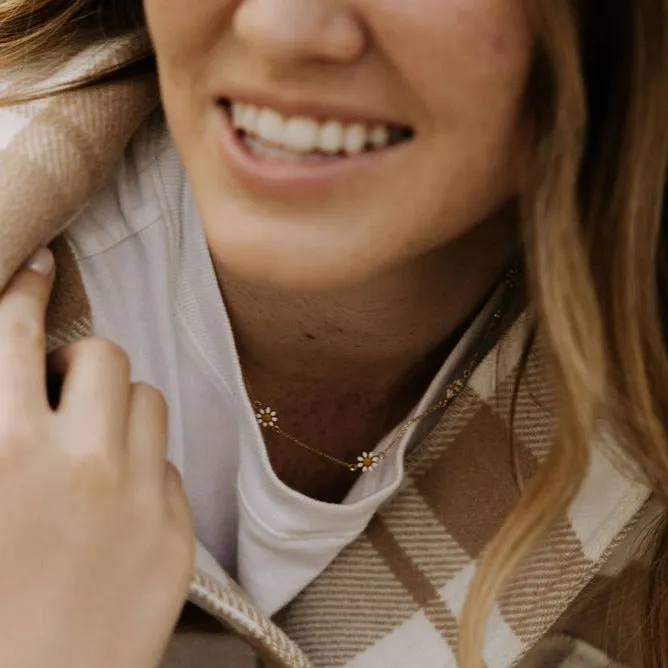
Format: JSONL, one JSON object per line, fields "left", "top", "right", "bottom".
{"left": 218, "top": 88, "right": 412, "bottom": 129}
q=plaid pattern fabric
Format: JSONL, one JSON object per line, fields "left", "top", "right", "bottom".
{"left": 0, "top": 38, "right": 659, "bottom": 668}
{"left": 0, "top": 39, "right": 157, "bottom": 288}
{"left": 278, "top": 316, "right": 653, "bottom": 667}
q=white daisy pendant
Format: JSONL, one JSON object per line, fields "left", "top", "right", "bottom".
{"left": 357, "top": 451, "right": 380, "bottom": 473}
{"left": 256, "top": 407, "right": 278, "bottom": 429}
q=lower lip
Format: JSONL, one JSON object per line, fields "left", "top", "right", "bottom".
{"left": 216, "top": 106, "right": 407, "bottom": 200}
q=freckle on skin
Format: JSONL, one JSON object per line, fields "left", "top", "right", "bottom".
{"left": 305, "top": 333, "right": 316, "bottom": 341}
{"left": 491, "top": 32, "right": 509, "bottom": 56}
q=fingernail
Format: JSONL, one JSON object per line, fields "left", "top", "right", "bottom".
{"left": 27, "top": 247, "right": 54, "bottom": 275}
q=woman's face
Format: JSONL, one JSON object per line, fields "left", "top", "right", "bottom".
{"left": 144, "top": 0, "right": 534, "bottom": 290}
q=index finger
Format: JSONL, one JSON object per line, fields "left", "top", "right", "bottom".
{"left": 0, "top": 248, "right": 55, "bottom": 415}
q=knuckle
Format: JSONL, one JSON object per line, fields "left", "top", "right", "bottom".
{"left": 0, "top": 416, "right": 42, "bottom": 450}
{"left": 0, "top": 315, "right": 45, "bottom": 350}
{"left": 135, "top": 382, "right": 168, "bottom": 418}
{"left": 69, "top": 450, "right": 120, "bottom": 494}
{"left": 81, "top": 338, "right": 130, "bottom": 372}
{"left": 134, "top": 380, "right": 164, "bottom": 400}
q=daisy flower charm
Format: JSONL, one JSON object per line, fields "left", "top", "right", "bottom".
{"left": 357, "top": 452, "right": 380, "bottom": 473}
{"left": 256, "top": 407, "right": 278, "bottom": 428}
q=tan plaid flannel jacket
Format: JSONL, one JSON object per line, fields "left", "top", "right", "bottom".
{"left": 0, "top": 39, "right": 660, "bottom": 668}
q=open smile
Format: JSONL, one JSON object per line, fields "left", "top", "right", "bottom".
{"left": 215, "top": 96, "right": 415, "bottom": 199}
{"left": 219, "top": 97, "right": 414, "bottom": 164}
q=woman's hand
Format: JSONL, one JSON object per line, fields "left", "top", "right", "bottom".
{"left": 0, "top": 248, "right": 194, "bottom": 668}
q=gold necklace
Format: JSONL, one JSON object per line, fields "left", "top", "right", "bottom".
{"left": 244, "top": 267, "right": 521, "bottom": 474}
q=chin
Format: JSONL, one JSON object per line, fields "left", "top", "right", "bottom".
{"left": 196, "top": 194, "right": 391, "bottom": 292}
{"left": 211, "top": 239, "right": 382, "bottom": 293}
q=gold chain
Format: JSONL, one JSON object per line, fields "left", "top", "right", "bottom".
{"left": 244, "top": 267, "right": 521, "bottom": 474}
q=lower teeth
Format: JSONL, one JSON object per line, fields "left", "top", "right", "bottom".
{"left": 242, "top": 134, "right": 337, "bottom": 163}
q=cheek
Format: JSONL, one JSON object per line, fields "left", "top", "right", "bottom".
{"left": 365, "top": 0, "right": 533, "bottom": 119}
{"left": 143, "top": 0, "right": 238, "bottom": 65}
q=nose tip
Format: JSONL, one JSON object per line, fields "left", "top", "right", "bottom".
{"left": 233, "top": 0, "right": 367, "bottom": 66}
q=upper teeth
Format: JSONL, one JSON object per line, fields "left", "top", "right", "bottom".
{"left": 229, "top": 101, "right": 399, "bottom": 156}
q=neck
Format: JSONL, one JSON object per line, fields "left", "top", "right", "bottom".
{"left": 215, "top": 208, "right": 519, "bottom": 396}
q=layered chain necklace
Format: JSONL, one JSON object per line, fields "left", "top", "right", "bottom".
{"left": 244, "top": 267, "right": 520, "bottom": 474}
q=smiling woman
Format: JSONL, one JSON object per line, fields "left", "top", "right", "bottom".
{"left": 0, "top": 1, "right": 666, "bottom": 668}
{"left": 145, "top": 0, "right": 529, "bottom": 290}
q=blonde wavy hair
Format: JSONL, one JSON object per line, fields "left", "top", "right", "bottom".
{"left": 1, "top": 1, "right": 668, "bottom": 666}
